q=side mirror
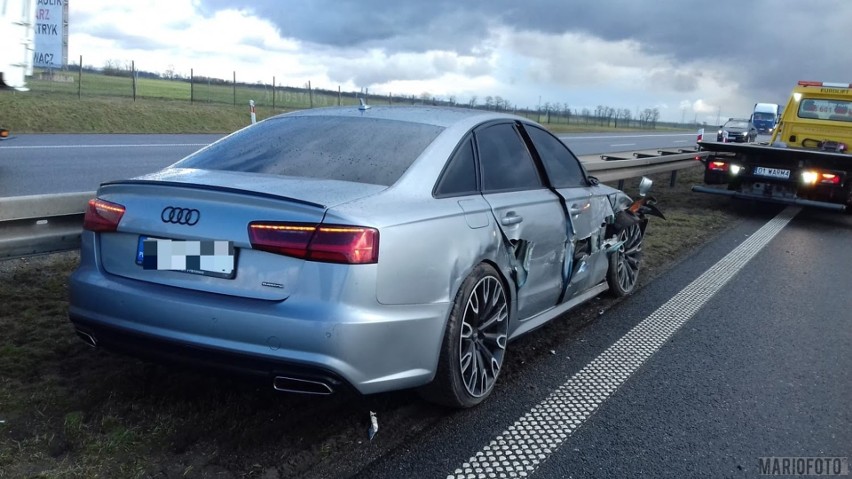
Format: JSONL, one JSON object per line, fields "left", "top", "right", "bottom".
{"left": 638, "top": 176, "right": 653, "bottom": 197}
{"left": 587, "top": 175, "right": 600, "bottom": 186}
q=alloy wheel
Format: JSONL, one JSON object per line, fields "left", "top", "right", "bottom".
{"left": 458, "top": 276, "right": 508, "bottom": 398}
{"left": 615, "top": 223, "right": 643, "bottom": 292}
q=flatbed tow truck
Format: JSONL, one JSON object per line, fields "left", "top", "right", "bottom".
{"left": 693, "top": 81, "right": 852, "bottom": 212}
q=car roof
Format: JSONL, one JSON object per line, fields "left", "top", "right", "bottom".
{"left": 280, "top": 105, "right": 528, "bottom": 128}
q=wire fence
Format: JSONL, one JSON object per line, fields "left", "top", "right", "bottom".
{"left": 28, "top": 60, "right": 701, "bottom": 130}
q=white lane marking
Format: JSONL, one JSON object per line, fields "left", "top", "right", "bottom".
{"left": 0, "top": 143, "right": 210, "bottom": 150}
{"left": 558, "top": 133, "right": 696, "bottom": 140}
{"left": 449, "top": 206, "right": 800, "bottom": 479}
{"left": 673, "top": 140, "right": 688, "bottom": 143}
{"left": 609, "top": 143, "right": 636, "bottom": 147}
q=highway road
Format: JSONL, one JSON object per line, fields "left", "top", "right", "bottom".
{"left": 356, "top": 204, "right": 851, "bottom": 478}
{"left": 0, "top": 131, "right": 699, "bottom": 197}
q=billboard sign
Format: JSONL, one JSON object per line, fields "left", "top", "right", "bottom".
{"left": 33, "top": 0, "right": 67, "bottom": 68}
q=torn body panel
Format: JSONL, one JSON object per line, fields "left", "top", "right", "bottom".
{"left": 482, "top": 189, "right": 568, "bottom": 321}
{"left": 559, "top": 189, "right": 616, "bottom": 300}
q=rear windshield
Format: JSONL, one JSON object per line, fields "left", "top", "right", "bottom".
{"left": 798, "top": 99, "right": 852, "bottom": 123}
{"left": 174, "top": 115, "right": 445, "bottom": 186}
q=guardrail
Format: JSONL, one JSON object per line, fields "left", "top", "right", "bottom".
{"left": 585, "top": 149, "right": 709, "bottom": 186}
{"left": 1, "top": 192, "right": 92, "bottom": 259}
{"left": 0, "top": 148, "right": 708, "bottom": 260}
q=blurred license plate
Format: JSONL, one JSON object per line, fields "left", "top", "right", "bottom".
{"left": 136, "top": 236, "right": 235, "bottom": 279}
{"left": 754, "top": 166, "right": 790, "bottom": 179}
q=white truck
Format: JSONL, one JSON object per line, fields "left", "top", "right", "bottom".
{"left": 0, "top": 0, "right": 36, "bottom": 138}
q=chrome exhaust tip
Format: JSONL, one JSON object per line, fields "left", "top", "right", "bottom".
{"left": 273, "top": 376, "right": 334, "bottom": 395}
{"left": 75, "top": 329, "right": 97, "bottom": 348}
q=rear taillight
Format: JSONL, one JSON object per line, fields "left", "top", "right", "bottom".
{"left": 820, "top": 173, "right": 841, "bottom": 185}
{"left": 709, "top": 161, "right": 728, "bottom": 171}
{"left": 801, "top": 170, "right": 843, "bottom": 185}
{"left": 248, "top": 222, "right": 379, "bottom": 264}
{"left": 83, "top": 198, "right": 126, "bottom": 232}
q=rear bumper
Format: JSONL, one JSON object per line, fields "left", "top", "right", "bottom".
{"left": 69, "top": 265, "right": 450, "bottom": 395}
{"left": 691, "top": 185, "right": 847, "bottom": 211}
{"left": 70, "top": 315, "right": 349, "bottom": 393}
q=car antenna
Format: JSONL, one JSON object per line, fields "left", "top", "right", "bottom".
{"left": 358, "top": 97, "right": 371, "bottom": 111}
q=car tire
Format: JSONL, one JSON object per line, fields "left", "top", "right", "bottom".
{"left": 419, "top": 263, "right": 509, "bottom": 408}
{"left": 607, "top": 212, "right": 644, "bottom": 297}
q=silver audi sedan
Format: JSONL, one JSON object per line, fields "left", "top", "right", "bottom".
{"left": 69, "top": 106, "right": 656, "bottom": 408}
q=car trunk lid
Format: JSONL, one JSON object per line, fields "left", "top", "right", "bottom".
{"left": 94, "top": 169, "right": 384, "bottom": 301}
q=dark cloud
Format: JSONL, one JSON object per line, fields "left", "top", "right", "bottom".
{"left": 80, "top": 24, "right": 171, "bottom": 50}
{"left": 198, "top": 0, "right": 852, "bottom": 103}
{"left": 199, "top": 0, "right": 490, "bottom": 53}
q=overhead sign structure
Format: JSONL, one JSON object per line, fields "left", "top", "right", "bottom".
{"left": 33, "top": 0, "right": 68, "bottom": 68}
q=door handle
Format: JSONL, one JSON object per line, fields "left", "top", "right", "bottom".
{"left": 568, "top": 204, "right": 584, "bottom": 216}
{"left": 501, "top": 213, "right": 523, "bottom": 226}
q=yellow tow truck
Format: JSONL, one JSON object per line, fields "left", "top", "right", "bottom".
{"left": 694, "top": 81, "right": 852, "bottom": 211}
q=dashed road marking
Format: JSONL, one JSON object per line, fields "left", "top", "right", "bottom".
{"left": 449, "top": 206, "right": 800, "bottom": 479}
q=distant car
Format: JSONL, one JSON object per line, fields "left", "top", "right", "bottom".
{"left": 69, "top": 106, "right": 662, "bottom": 408}
{"left": 717, "top": 118, "right": 758, "bottom": 142}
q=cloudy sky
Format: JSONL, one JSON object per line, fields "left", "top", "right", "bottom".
{"left": 66, "top": 0, "right": 852, "bottom": 123}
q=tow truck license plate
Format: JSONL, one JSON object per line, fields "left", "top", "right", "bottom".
{"left": 754, "top": 166, "right": 790, "bottom": 179}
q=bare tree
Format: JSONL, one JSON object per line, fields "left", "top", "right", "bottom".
{"left": 468, "top": 95, "right": 478, "bottom": 108}
{"left": 494, "top": 96, "right": 505, "bottom": 111}
{"left": 562, "top": 103, "right": 571, "bottom": 124}
{"left": 618, "top": 108, "right": 632, "bottom": 128}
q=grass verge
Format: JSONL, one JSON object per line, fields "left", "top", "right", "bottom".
{"left": 2, "top": 71, "right": 690, "bottom": 134}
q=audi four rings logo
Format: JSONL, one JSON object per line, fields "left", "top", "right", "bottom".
{"left": 161, "top": 206, "right": 201, "bottom": 225}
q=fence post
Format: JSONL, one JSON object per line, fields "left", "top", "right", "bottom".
{"left": 233, "top": 71, "right": 236, "bottom": 106}
{"left": 77, "top": 55, "right": 82, "bottom": 99}
{"left": 250, "top": 100, "right": 256, "bottom": 124}
{"left": 272, "top": 76, "right": 276, "bottom": 110}
{"left": 337, "top": 86, "right": 341, "bottom": 106}
{"left": 308, "top": 80, "right": 313, "bottom": 108}
{"left": 190, "top": 68, "right": 194, "bottom": 103}
{"left": 131, "top": 60, "right": 136, "bottom": 102}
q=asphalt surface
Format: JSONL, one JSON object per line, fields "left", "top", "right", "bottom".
{"left": 0, "top": 132, "right": 697, "bottom": 197}
{"left": 0, "top": 134, "right": 221, "bottom": 197}
{"left": 355, "top": 204, "right": 851, "bottom": 478}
